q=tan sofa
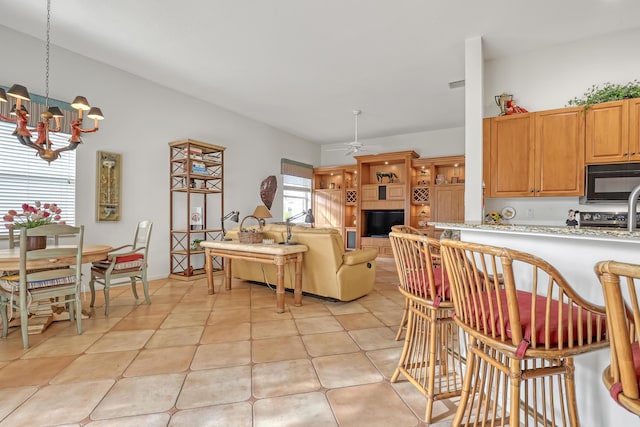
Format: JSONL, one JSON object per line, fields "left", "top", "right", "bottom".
{"left": 224, "top": 224, "right": 377, "bottom": 301}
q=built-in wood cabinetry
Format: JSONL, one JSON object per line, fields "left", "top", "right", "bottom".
{"left": 313, "top": 151, "right": 465, "bottom": 256}
{"left": 354, "top": 151, "right": 417, "bottom": 256}
{"left": 485, "top": 107, "right": 585, "bottom": 197}
{"left": 312, "top": 165, "right": 358, "bottom": 248}
{"left": 410, "top": 155, "right": 465, "bottom": 236}
{"left": 586, "top": 98, "right": 640, "bottom": 164}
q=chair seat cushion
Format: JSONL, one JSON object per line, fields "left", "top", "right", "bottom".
{"left": 112, "top": 253, "right": 144, "bottom": 263}
{"left": 633, "top": 342, "right": 640, "bottom": 380}
{"left": 92, "top": 253, "right": 144, "bottom": 271}
{"left": 609, "top": 342, "right": 640, "bottom": 402}
{"left": 406, "top": 267, "right": 451, "bottom": 301}
{"left": 0, "top": 273, "right": 76, "bottom": 292}
{"left": 475, "top": 290, "right": 605, "bottom": 353}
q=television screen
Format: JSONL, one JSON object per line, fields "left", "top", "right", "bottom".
{"left": 366, "top": 210, "right": 404, "bottom": 237}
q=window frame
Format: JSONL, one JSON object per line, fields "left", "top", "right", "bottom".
{"left": 0, "top": 120, "right": 76, "bottom": 237}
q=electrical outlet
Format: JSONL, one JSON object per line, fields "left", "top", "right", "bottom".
{"left": 526, "top": 208, "right": 534, "bottom": 218}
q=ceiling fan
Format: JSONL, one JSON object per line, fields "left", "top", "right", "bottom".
{"left": 344, "top": 110, "right": 365, "bottom": 155}
{"left": 327, "top": 110, "right": 371, "bottom": 156}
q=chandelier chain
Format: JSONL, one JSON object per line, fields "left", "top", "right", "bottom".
{"left": 45, "top": 0, "right": 51, "bottom": 107}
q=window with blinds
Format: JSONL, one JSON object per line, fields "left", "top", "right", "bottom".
{"left": 281, "top": 158, "right": 312, "bottom": 222}
{"left": 0, "top": 121, "right": 76, "bottom": 236}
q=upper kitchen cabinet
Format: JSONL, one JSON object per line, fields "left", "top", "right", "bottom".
{"left": 488, "top": 113, "right": 535, "bottom": 197}
{"left": 486, "top": 107, "right": 585, "bottom": 197}
{"left": 586, "top": 98, "right": 640, "bottom": 164}
{"left": 534, "top": 107, "right": 585, "bottom": 196}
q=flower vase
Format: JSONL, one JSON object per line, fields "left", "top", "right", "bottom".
{"left": 26, "top": 235, "right": 47, "bottom": 251}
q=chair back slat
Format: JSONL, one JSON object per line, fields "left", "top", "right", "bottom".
{"left": 389, "top": 231, "right": 448, "bottom": 304}
{"left": 133, "top": 220, "right": 153, "bottom": 253}
{"left": 596, "top": 260, "right": 640, "bottom": 410}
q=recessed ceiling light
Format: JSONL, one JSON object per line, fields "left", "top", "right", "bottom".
{"left": 448, "top": 80, "right": 465, "bottom": 89}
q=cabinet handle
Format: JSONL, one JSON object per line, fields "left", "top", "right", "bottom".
{"left": 624, "top": 152, "right": 629, "bottom": 156}
{"left": 530, "top": 189, "right": 534, "bottom": 193}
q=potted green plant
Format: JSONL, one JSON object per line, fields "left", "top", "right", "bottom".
{"left": 567, "top": 80, "right": 640, "bottom": 108}
{"left": 190, "top": 239, "right": 204, "bottom": 250}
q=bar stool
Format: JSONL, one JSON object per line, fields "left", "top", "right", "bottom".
{"left": 390, "top": 224, "right": 426, "bottom": 340}
{"left": 389, "top": 231, "right": 464, "bottom": 423}
{"left": 441, "top": 239, "right": 608, "bottom": 426}
{"left": 595, "top": 260, "right": 640, "bottom": 416}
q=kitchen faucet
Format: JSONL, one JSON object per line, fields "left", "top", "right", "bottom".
{"left": 628, "top": 183, "right": 640, "bottom": 232}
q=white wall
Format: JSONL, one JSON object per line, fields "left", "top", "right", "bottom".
{"left": 1, "top": 25, "right": 320, "bottom": 281}
{"left": 482, "top": 27, "right": 640, "bottom": 224}
{"left": 320, "top": 127, "right": 465, "bottom": 167}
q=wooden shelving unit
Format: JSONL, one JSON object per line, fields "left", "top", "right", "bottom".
{"left": 168, "top": 139, "right": 226, "bottom": 280}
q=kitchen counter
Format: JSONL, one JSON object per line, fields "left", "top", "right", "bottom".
{"left": 430, "top": 221, "right": 640, "bottom": 244}
{"left": 430, "top": 220, "right": 639, "bottom": 426}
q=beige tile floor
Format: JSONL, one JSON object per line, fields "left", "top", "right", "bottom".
{"left": 0, "top": 259, "right": 459, "bottom": 427}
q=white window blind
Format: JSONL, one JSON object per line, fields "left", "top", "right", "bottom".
{"left": 0, "top": 120, "right": 76, "bottom": 236}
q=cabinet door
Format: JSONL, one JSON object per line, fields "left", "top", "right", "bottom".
{"left": 386, "top": 184, "right": 405, "bottom": 200}
{"left": 489, "top": 114, "right": 535, "bottom": 197}
{"left": 313, "top": 190, "right": 343, "bottom": 228}
{"left": 535, "top": 107, "right": 585, "bottom": 196}
{"left": 585, "top": 100, "right": 629, "bottom": 163}
{"left": 629, "top": 98, "right": 640, "bottom": 162}
{"left": 483, "top": 118, "right": 491, "bottom": 192}
{"left": 432, "top": 185, "right": 464, "bottom": 223}
{"left": 361, "top": 185, "right": 378, "bottom": 201}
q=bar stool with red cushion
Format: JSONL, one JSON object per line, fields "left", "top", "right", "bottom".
{"left": 390, "top": 224, "right": 428, "bottom": 340}
{"left": 595, "top": 260, "right": 640, "bottom": 416}
{"left": 441, "top": 239, "right": 608, "bottom": 427}
{"left": 89, "top": 220, "right": 152, "bottom": 315}
{"left": 389, "top": 231, "right": 463, "bottom": 423}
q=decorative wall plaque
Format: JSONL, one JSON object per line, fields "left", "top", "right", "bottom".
{"left": 260, "top": 175, "right": 277, "bottom": 210}
{"left": 96, "top": 151, "right": 121, "bottom": 221}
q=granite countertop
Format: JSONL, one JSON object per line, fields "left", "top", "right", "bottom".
{"left": 430, "top": 221, "right": 640, "bottom": 243}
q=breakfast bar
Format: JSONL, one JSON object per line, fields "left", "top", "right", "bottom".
{"left": 431, "top": 221, "right": 640, "bottom": 426}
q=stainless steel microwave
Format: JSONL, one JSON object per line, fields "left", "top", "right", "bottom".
{"left": 580, "top": 163, "right": 640, "bottom": 204}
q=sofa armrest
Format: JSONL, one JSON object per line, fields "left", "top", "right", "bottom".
{"left": 343, "top": 248, "right": 378, "bottom": 265}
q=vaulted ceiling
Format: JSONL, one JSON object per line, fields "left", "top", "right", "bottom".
{"left": 2, "top": 0, "right": 639, "bottom": 143}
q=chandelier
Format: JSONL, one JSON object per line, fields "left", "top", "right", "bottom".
{"left": 0, "top": 0, "right": 104, "bottom": 163}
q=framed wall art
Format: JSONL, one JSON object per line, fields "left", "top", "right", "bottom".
{"left": 96, "top": 151, "right": 122, "bottom": 221}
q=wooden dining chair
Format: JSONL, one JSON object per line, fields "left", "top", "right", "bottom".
{"left": 595, "top": 260, "right": 640, "bottom": 416}
{"left": 390, "top": 224, "right": 429, "bottom": 340}
{"left": 440, "top": 239, "right": 609, "bottom": 426}
{"left": 0, "top": 224, "right": 84, "bottom": 349}
{"left": 89, "top": 220, "right": 152, "bottom": 315}
{"left": 389, "top": 231, "right": 463, "bottom": 423}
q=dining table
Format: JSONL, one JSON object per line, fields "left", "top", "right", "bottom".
{"left": 0, "top": 244, "right": 112, "bottom": 333}
{"left": 0, "top": 244, "right": 112, "bottom": 271}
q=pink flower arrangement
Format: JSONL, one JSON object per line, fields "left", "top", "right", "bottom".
{"left": 3, "top": 201, "right": 64, "bottom": 229}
